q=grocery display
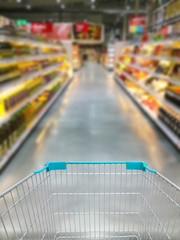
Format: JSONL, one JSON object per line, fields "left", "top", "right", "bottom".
{"left": 115, "top": 39, "right": 180, "bottom": 149}
{"left": 101, "top": 44, "right": 115, "bottom": 70}
{"left": 0, "top": 30, "right": 73, "bottom": 170}
{"left": 72, "top": 44, "right": 82, "bottom": 70}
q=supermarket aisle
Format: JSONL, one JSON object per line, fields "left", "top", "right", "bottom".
{"left": 0, "top": 62, "right": 180, "bottom": 193}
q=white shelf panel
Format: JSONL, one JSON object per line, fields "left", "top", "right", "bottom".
{"left": 0, "top": 53, "right": 62, "bottom": 65}
{"left": 120, "top": 53, "right": 180, "bottom": 63}
{"left": 0, "top": 72, "right": 65, "bottom": 126}
{"left": 115, "top": 75, "right": 180, "bottom": 149}
{"left": 0, "top": 76, "right": 72, "bottom": 170}
{"left": 0, "top": 63, "right": 63, "bottom": 92}
{"left": 0, "top": 35, "right": 61, "bottom": 49}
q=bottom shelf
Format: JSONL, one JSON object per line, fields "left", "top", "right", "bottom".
{"left": 115, "top": 75, "right": 180, "bottom": 150}
{"left": 0, "top": 76, "right": 73, "bottom": 170}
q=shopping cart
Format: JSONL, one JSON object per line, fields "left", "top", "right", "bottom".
{"left": 0, "top": 161, "right": 180, "bottom": 240}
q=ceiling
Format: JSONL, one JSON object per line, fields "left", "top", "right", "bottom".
{"left": 0, "top": 0, "right": 147, "bottom": 39}
{"left": 0, "top": 0, "right": 147, "bottom": 21}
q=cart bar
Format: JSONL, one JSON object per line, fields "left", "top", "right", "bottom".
{"left": 34, "top": 161, "right": 157, "bottom": 174}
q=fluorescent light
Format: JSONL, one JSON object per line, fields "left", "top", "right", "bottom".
{"left": 61, "top": 4, "right": 65, "bottom": 8}
{"left": 26, "top": 4, "right": 31, "bottom": 9}
{"left": 91, "top": 0, "right": 95, "bottom": 2}
{"left": 56, "top": 0, "right": 61, "bottom": 2}
{"left": 16, "top": 0, "right": 21, "bottom": 2}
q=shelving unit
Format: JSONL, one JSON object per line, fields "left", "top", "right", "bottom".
{"left": 0, "top": 27, "right": 73, "bottom": 170}
{"left": 115, "top": 75, "right": 180, "bottom": 149}
{"left": 0, "top": 75, "right": 72, "bottom": 170}
{"left": 115, "top": 37, "right": 180, "bottom": 149}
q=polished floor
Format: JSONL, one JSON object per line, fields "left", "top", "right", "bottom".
{"left": 0, "top": 62, "right": 180, "bottom": 193}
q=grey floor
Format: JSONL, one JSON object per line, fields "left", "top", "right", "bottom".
{"left": 0, "top": 62, "right": 180, "bottom": 193}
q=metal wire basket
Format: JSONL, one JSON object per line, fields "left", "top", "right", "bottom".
{"left": 0, "top": 161, "right": 180, "bottom": 240}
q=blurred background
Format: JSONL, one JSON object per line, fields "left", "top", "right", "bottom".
{"left": 0, "top": 0, "right": 179, "bottom": 190}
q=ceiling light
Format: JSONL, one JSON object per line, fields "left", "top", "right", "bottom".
{"left": 16, "top": 0, "right": 21, "bottom": 2}
{"left": 91, "top": 0, "right": 95, "bottom": 2}
{"left": 61, "top": 4, "right": 65, "bottom": 9}
{"left": 56, "top": 0, "right": 61, "bottom": 2}
{"left": 91, "top": 5, "right": 95, "bottom": 9}
{"left": 26, "top": 4, "right": 31, "bottom": 9}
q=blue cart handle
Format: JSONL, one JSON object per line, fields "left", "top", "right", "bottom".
{"left": 34, "top": 161, "right": 157, "bottom": 174}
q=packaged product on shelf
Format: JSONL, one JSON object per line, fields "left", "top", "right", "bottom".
{"left": 0, "top": 64, "right": 21, "bottom": 83}
{"left": 18, "top": 61, "right": 40, "bottom": 75}
{"left": 155, "top": 60, "right": 173, "bottom": 75}
{"left": 0, "top": 42, "right": 15, "bottom": 58}
{"left": 145, "top": 77, "right": 168, "bottom": 96}
{"left": 158, "top": 107, "right": 180, "bottom": 138}
{"left": 165, "top": 85, "right": 180, "bottom": 107}
{"left": 170, "top": 63, "right": 180, "bottom": 81}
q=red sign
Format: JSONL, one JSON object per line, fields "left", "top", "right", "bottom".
{"left": 31, "top": 22, "right": 53, "bottom": 34}
{"left": 74, "top": 22, "right": 89, "bottom": 33}
{"left": 129, "top": 15, "right": 146, "bottom": 33}
{"left": 52, "top": 23, "right": 71, "bottom": 40}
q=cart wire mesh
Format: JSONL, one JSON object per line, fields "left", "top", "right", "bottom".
{"left": 0, "top": 161, "right": 180, "bottom": 240}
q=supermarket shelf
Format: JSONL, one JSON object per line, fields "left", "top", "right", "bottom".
{"left": 121, "top": 70, "right": 180, "bottom": 115}
{"left": 0, "top": 63, "right": 63, "bottom": 92}
{"left": 0, "top": 72, "right": 65, "bottom": 126}
{"left": 0, "top": 53, "right": 62, "bottom": 64}
{"left": 149, "top": 0, "right": 175, "bottom": 14}
{"left": 115, "top": 75, "right": 180, "bottom": 149}
{"left": 120, "top": 53, "right": 180, "bottom": 63}
{"left": 0, "top": 75, "right": 73, "bottom": 170}
{"left": 0, "top": 35, "right": 61, "bottom": 49}
{"left": 148, "top": 14, "right": 180, "bottom": 30}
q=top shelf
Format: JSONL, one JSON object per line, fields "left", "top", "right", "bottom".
{"left": 0, "top": 35, "right": 61, "bottom": 49}
{"left": 149, "top": 0, "right": 175, "bottom": 14}
{"left": 148, "top": 14, "right": 180, "bottom": 30}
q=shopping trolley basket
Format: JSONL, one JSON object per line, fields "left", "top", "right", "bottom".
{"left": 0, "top": 161, "right": 180, "bottom": 240}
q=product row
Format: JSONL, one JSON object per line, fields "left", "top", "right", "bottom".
{"left": 0, "top": 56, "right": 65, "bottom": 84}
{"left": 0, "top": 41, "right": 64, "bottom": 60}
{"left": 122, "top": 41, "right": 180, "bottom": 59}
